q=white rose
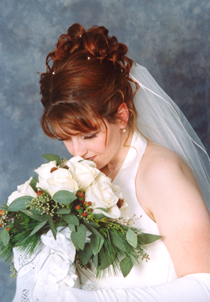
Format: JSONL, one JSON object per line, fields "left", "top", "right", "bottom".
{"left": 96, "top": 173, "right": 128, "bottom": 209}
{"left": 66, "top": 156, "right": 100, "bottom": 190}
{"left": 7, "top": 191, "right": 24, "bottom": 206}
{"left": 112, "top": 184, "right": 128, "bottom": 210}
{"left": 7, "top": 177, "right": 37, "bottom": 205}
{"left": 35, "top": 161, "right": 57, "bottom": 191}
{"left": 85, "top": 172, "right": 121, "bottom": 219}
{"left": 46, "top": 168, "right": 78, "bottom": 196}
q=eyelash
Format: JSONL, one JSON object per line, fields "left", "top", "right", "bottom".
{"left": 58, "top": 133, "right": 98, "bottom": 142}
{"left": 83, "top": 133, "right": 97, "bottom": 139}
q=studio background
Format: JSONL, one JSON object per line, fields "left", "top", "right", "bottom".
{"left": 0, "top": 0, "right": 209, "bottom": 300}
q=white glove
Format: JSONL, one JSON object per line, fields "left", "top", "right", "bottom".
{"left": 59, "top": 273, "right": 210, "bottom": 302}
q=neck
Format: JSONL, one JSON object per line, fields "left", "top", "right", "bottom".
{"left": 104, "top": 130, "right": 134, "bottom": 179}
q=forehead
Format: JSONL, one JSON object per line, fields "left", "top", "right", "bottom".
{"left": 52, "top": 117, "right": 106, "bottom": 140}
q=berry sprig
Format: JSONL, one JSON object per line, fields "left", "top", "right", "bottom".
{"left": 75, "top": 191, "right": 92, "bottom": 219}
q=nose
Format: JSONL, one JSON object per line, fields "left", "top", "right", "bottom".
{"left": 64, "top": 138, "right": 87, "bottom": 158}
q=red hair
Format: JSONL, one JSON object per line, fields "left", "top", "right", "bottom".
{"left": 40, "top": 23, "right": 138, "bottom": 140}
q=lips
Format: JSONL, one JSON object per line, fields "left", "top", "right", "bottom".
{"left": 85, "top": 156, "right": 96, "bottom": 161}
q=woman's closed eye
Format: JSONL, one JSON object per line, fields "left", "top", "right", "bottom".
{"left": 83, "top": 133, "right": 98, "bottom": 139}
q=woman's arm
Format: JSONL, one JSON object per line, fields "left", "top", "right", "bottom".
{"left": 59, "top": 273, "right": 210, "bottom": 302}
{"left": 136, "top": 143, "right": 210, "bottom": 277}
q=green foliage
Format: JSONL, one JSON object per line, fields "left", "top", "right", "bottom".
{"left": 56, "top": 208, "right": 71, "bottom": 215}
{"left": 71, "top": 224, "right": 86, "bottom": 250}
{"left": 29, "top": 220, "right": 48, "bottom": 236}
{"left": 30, "top": 178, "right": 38, "bottom": 192}
{"left": 126, "top": 228, "right": 137, "bottom": 248}
{"left": 53, "top": 190, "right": 77, "bottom": 205}
{"left": 48, "top": 215, "right": 57, "bottom": 239}
{"left": 78, "top": 243, "right": 93, "bottom": 266}
{"left": 95, "top": 207, "right": 109, "bottom": 213}
{"left": 120, "top": 257, "right": 133, "bottom": 277}
{"left": 43, "top": 154, "right": 61, "bottom": 165}
{"left": 63, "top": 214, "right": 79, "bottom": 226}
{"left": 8, "top": 196, "right": 33, "bottom": 211}
{"left": 90, "top": 234, "right": 104, "bottom": 255}
{"left": 1, "top": 228, "right": 10, "bottom": 246}
{"left": 138, "top": 233, "right": 162, "bottom": 244}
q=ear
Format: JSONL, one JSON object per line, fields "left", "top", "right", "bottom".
{"left": 117, "top": 103, "right": 129, "bottom": 129}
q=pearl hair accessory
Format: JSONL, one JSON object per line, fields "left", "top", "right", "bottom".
{"left": 123, "top": 128, "right": 126, "bottom": 133}
{"left": 87, "top": 57, "right": 91, "bottom": 60}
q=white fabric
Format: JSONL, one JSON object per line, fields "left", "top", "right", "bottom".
{"left": 57, "top": 273, "right": 210, "bottom": 302}
{"left": 130, "top": 64, "right": 210, "bottom": 211}
{"left": 12, "top": 227, "right": 80, "bottom": 302}
{"left": 77, "top": 132, "right": 177, "bottom": 290}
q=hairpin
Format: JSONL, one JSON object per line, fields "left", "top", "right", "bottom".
{"left": 79, "top": 34, "right": 82, "bottom": 38}
{"left": 87, "top": 57, "right": 91, "bottom": 60}
{"left": 52, "top": 71, "right": 55, "bottom": 75}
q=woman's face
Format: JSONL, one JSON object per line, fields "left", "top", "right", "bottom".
{"left": 63, "top": 120, "right": 124, "bottom": 169}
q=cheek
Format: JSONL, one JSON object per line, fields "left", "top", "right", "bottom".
{"left": 64, "top": 141, "right": 72, "bottom": 153}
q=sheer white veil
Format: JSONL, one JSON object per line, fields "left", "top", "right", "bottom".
{"left": 130, "top": 63, "right": 210, "bottom": 211}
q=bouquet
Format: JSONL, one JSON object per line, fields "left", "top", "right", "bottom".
{"left": 0, "top": 154, "right": 161, "bottom": 278}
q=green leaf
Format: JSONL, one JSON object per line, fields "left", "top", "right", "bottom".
{"left": 90, "top": 234, "right": 104, "bottom": 255}
{"left": 93, "top": 254, "right": 98, "bottom": 269}
{"left": 1, "top": 228, "right": 10, "bottom": 246}
{"left": 30, "top": 208, "right": 43, "bottom": 215}
{"left": 30, "top": 214, "right": 48, "bottom": 222}
{"left": 83, "top": 220, "right": 99, "bottom": 229}
{"left": 53, "top": 190, "right": 77, "bottom": 205}
{"left": 8, "top": 196, "right": 33, "bottom": 211}
{"left": 68, "top": 223, "right": 75, "bottom": 232}
{"left": 14, "top": 217, "right": 22, "bottom": 231}
{"left": 126, "top": 228, "right": 137, "bottom": 248}
{"left": 78, "top": 243, "right": 93, "bottom": 266}
{"left": 120, "top": 257, "right": 133, "bottom": 277}
{"left": 71, "top": 224, "right": 86, "bottom": 250}
{"left": 30, "top": 177, "right": 38, "bottom": 192}
{"left": 83, "top": 223, "right": 104, "bottom": 240}
{"left": 56, "top": 208, "right": 71, "bottom": 215}
{"left": 63, "top": 214, "right": 79, "bottom": 226}
{"left": 93, "top": 213, "right": 106, "bottom": 220}
{"left": 99, "top": 249, "right": 112, "bottom": 270}
{"left": 110, "top": 231, "right": 127, "bottom": 252}
{"left": 21, "top": 209, "right": 33, "bottom": 216}
{"left": 138, "top": 233, "right": 162, "bottom": 245}
{"left": 48, "top": 215, "right": 57, "bottom": 239}
{"left": 95, "top": 207, "right": 109, "bottom": 213}
{"left": 29, "top": 220, "right": 48, "bottom": 236}
{"left": 43, "top": 154, "right": 61, "bottom": 165}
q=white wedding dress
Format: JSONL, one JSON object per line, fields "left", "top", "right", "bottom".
{"left": 77, "top": 132, "right": 177, "bottom": 290}
{"left": 12, "top": 132, "right": 210, "bottom": 301}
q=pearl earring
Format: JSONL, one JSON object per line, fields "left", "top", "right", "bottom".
{"left": 123, "top": 128, "right": 126, "bottom": 133}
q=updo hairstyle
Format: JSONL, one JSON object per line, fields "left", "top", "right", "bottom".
{"left": 40, "top": 23, "right": 138, "bottom": 140}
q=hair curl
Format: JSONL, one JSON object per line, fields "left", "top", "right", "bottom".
{"left": 40, "top": 23, "right": 138, "bottom": 140}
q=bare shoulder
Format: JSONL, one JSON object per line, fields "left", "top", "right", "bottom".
{"left": 138, "top": 142, "right": 199, "bottom": 187}
{"left": 136, "top": 142, "right": 205, "bottom": 220}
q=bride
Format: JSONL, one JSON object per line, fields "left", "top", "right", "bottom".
{"left": 12, "top": 23, "right": 210, "bottom": 301}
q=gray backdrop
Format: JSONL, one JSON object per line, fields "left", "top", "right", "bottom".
{"left": 1, "top": 0, "right": 210, "bottom": 301}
